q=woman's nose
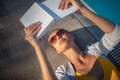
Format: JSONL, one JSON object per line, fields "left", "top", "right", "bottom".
{"left": 56, "top": 35, "right": 60, "bottom": 40}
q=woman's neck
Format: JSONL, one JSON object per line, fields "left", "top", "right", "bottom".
{"left": 63, "top": 45, "right": 86, "bottom": 66}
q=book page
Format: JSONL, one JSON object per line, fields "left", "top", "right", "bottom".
{"left": 40, "top": 0, "right": 77, "bottom": 20}
{"left": 20, "top": 3, "right": 54, "bottom": 38}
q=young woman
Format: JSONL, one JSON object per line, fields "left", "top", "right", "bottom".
{"left": 24, "top": 0, "right": 120, "bottom": 80}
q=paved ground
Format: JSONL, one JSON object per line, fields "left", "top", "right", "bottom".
{"left": 0, "top": 0, "right": 96, "bottom": 80}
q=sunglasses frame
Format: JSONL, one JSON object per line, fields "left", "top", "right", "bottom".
{"left": 49, "top": 29, "right": 65, "bottom": 44}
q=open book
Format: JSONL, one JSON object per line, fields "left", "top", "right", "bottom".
{"left": 20, "top": 0, "right": 77, "bottom": 39}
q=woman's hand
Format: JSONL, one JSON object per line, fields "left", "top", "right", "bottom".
{"left": 58, "top": 0, "right": 90, "bottom": 17}
{"left": 59, "top": 1, "right": 115, "bottom": 34}
{"left": 58, "top": 0, "right": 81, "bottom": 10}
{"left": 24, "top": 22, "right": 57, "bottom": 80}
{"left": 24, "top": 22, "right": 41, "bottom": 48}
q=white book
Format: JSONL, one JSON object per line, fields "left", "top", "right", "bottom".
{"left": 20, "top": 0, "right": 77, "bottom": 39}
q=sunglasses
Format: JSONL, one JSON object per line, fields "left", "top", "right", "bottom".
{"left": 49, "top": 29, "right": 65, "bottom": 44}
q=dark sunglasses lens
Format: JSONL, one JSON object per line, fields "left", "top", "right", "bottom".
{"left": 50, "top": 36, "right": 56, "bottom": 44}
{"left": 50, "top": 29, "right": 64, "bottom": 44}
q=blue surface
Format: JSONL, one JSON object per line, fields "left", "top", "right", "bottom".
{"left": 39, "top": 3, "right": 61, "bottom": 20}
{"left": 82, "top": 0, "right": 120, "bottom": 25}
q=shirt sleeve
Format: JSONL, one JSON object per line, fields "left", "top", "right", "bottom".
{"left": 87, "top": 25, "right": 120, "bottom": 56}
{"left": 55, "top": 65, "right": 70, "bottom": 80}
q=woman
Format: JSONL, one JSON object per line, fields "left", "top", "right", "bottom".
{"left": 24, "top": 0, "right": 120, "bottom": 80}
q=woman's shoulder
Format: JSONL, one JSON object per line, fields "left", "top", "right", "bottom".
{"left": 55, "top": 62, "right": 76, "bottom": 80}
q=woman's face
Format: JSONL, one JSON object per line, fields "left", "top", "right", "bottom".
{"left": 48, "top": 29, "right": 74, "bottom": 53}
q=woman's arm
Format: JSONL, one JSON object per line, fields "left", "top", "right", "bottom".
{"left": 59, "top": 0, "right": 115, "bottom": 34}
{"left": 34, "top": 45, "right": 57, "bottom": 80}
{"left": 79, "top": 6, "right": 115, "bottom": 34}
{"left": 24, "top": 22, "right": 57, "bottom": 80}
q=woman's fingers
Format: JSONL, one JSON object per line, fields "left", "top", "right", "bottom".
{"left": 65, "top": 1, "right": 70, "bottom": 9}
{"left": 58, "top": 0, "right": 66, "bottom": 10}
{"left": 58, "top": 0, "right": 63, "bottom": 9}
{"left": 32, "top": 25, "right": 41, "bottom": 36}
{"left": 28, "top": 22, "right": 41, "bottom": 31}
{"left": 24, "top": 22, "right": 41, "bottom": 37}
{"left": 58, "top": 0, "right": 82, "bottom": 10}
{"left": 29, "top": 23, "right": 41, "bottom": 36}
{"left": 59, "top": 0, "right": 79, "bottom": 10}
